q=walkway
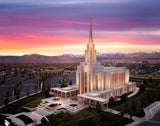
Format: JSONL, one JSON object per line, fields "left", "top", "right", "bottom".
{"left": 126, "top": 101, "right": 160, "bottom": 126}
{"left": 104, "top": 108, "right": 120, "bottom": 115}
{"left": 34, "top": 97, "right": 87, "bottom": 116}
{"left": 128, "top": 87, "right": 139, "bottom": 98}
{"left": 124, "top": 113, "right": 141, "bottom": 122}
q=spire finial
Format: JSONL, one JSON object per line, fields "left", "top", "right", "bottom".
{"left": 89, "top": 17, "right": 93, "bottom": 43}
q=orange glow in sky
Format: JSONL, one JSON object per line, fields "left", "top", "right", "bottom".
{"left": 0, "top": 0, "right": 160, "bottom": 55}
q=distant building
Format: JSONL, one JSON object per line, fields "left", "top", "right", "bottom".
{"left": 50, "top": 18, "right": 136, "bottom": 107}
{"left": 142, "top": 60, "right": 148, "bottom": 64}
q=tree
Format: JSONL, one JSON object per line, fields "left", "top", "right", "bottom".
{"left": 120, "top": 106, "right": 125, "bottom": 117}
{"left": 47, "top": 84, "right": 51, "bottom": 91}
{"left": 61, "top": 81, "right": 67, "bottom": 88}
{"left": 88, "top": 105, "right": 92, "bottom": 111}
{"left": 42, "top": 82, "right": 46, "bottom": 92}
{"left": 61, "top": 84, "right": 66, "bottom": 88}
{"left": 127, "top": 102, "right": 133, "bottom": 119}
{"left": 136, "top": 101, "right": 143, "bottom": 117}
{"left": 4, "top": 91, "right": 10, "bottom": 105}
{"left": 69, "top": 80, "right": 72, "bottom": 85}
{"left": 45, "top": 90, "right": 50, "bottom": 98}
{"left": 141, "top": 95, "right": 147, "bottom": 107}
{"left": 155, "top": 82, "right": 160, "bottom": 95}
{"left": 45, "top": 84, "right": 51, "bottom": 98}
{"left": 149, "top": 77, "right": 153, "bottom": 84}
{"left": 26, "top": 90, "right": 30, "bottom": 97}
{"left": 16, "top": 88, "right": 20, "bottom": 99}
{"left": 4, "top": 96, "right": 9, "bottom": 105}
{"left": 139, "top": 84, "right": 145, "bottom": 93}
{"left": 34, "top": 84, "right": 38, "bottom": 93}
{"left": 14, "top": 85, "right": 21, "bottom": 99}
{"left": 96, "top": 102, "right": 101, "bottom": 112}
{"left": 108, "top": 96, "right": 115, "bottom": 108}
{"left": 121, "top": 93, "right": 128, "bottom": 103}
{"left": 19, "top": 81, "right": 22, "bottom": 85}
{"left": 143, "top": 80, "right": 148, "bottom": 87}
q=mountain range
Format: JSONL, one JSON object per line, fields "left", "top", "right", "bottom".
{"left": 0, "top": 52, "right": 160, "bottom": 63}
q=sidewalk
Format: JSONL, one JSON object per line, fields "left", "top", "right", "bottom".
{"left": 124, "top": 113, "right": 141, "bottom": 122}
{"left": 126, "top": 101, "right": 160, "bottom": 126}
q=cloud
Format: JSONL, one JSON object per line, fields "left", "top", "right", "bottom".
{"left": 0, "top": 0, "right": 160, "bottom": 55}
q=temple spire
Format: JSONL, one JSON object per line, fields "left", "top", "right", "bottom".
{"left": 89, "top": 17, "right": 93, "bottom": 43}
{"left": 85, "top": 18, "right": 97, "bottom": 63}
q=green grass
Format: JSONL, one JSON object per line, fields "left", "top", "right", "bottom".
{"left": 113, "top": 77, "right": 160, "bottom": 117}
{"left": 114, "top": 89, "right": 153, "bottom": 117}
{"left": 130, "top": 76, "right": 160, "bottom": 83}
{"left": 2, "top": 93, "right": 45, "bottom": 114}
{"left": 146, "top": 84, "right": 155, "bottom": 89}
{"left": 108, "top": 117, "right": 133, "bottom": 126}
{"left": 24, "top": 94, "right": 45, "bottom": 108}
{"left": 46, "top": 108, "right": 98, "bottom": 126}
{"left": 46, "top": 108, "right": 133, "bottom": 126}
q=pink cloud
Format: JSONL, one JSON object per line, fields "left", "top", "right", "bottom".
{"left": 60, "top": 20, "right": 101, "bottom": 25}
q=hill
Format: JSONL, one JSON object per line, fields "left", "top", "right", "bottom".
{"left": 0, "top": 52, "right": 160, "bottom": 63}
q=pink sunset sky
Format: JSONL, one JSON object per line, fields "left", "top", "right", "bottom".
{"left": 0, "top": 0, "right": 160, "bottom": 56}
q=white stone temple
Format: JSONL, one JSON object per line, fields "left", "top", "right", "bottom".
{"left": 51, "top": 18, "right": 136, "bottom": 107}
{"left": 3, "top": 18, "right": 137, "bottom": 126}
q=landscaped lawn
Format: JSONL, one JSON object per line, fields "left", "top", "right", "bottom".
{"left": 24, "top": 93, "right": 45, "bottom": 108}
{"left": 1, "top": 93, "right": 45, "bottom": 114}
{"left": 46, "top": 108, "right": 97, "bottom": 126}
{"left": 2, "top": 76, "right": 160, "bottom": 125}
{"left": 113, "top": 90, "right": 153, "bottom": 117}
{"left": 113, "top": 77, "right": 160, "bottom": 117}
{"left": 45, "top": 108, "right": 133, "bottom": 126}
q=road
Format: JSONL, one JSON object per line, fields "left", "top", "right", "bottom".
{"left": 138, "top": 110, "right": 160, "bottom": 126}
{"left": 0, "top": 75, "right": 41, "bottom": 106}
{"left": 0, "top": 73, "right": 76, "bottom": 107}
{"left": 45, "top": 74, "right": 76, "bottom": 87}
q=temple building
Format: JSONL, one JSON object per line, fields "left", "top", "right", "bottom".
{"left": 50, "top": 18, "right": 136, "bottom": 107}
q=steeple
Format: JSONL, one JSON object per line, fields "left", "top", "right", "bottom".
{"left": 89, "top": 17, "right": 93, "bottom": 43}
{"left": 85, "top": 18, "right": 97, "bottom": 63}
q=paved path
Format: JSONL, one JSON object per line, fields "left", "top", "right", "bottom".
{"left": 104, "top": 108, "right": 120, "bottom": 115}
{"left": 126, "top": 101, "right": 160, "bottom": 126}
{"left": 128, "top": 87, "right": 139, "bottom": 98}
{"left": 138, "top": 121, "right": 160, "bottom": 126}
{"left": 124, "top": 113, "right": 141, "bottom": 122}
{"left": 152, "top": 110, "right": 160, "bottom": 121}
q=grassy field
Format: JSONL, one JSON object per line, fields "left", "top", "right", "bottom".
{"left": 1, "top": 93, "right": 45, "bottom": 114}
{"left": 113, "top": 90, "right": 153, "bottom": 117}
{"left": 45, "top": 108, "right": 133, "bottom": 126}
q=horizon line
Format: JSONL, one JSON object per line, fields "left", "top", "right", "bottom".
{"left": 1, "top": 51, "right": 160, "bottom": 57}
